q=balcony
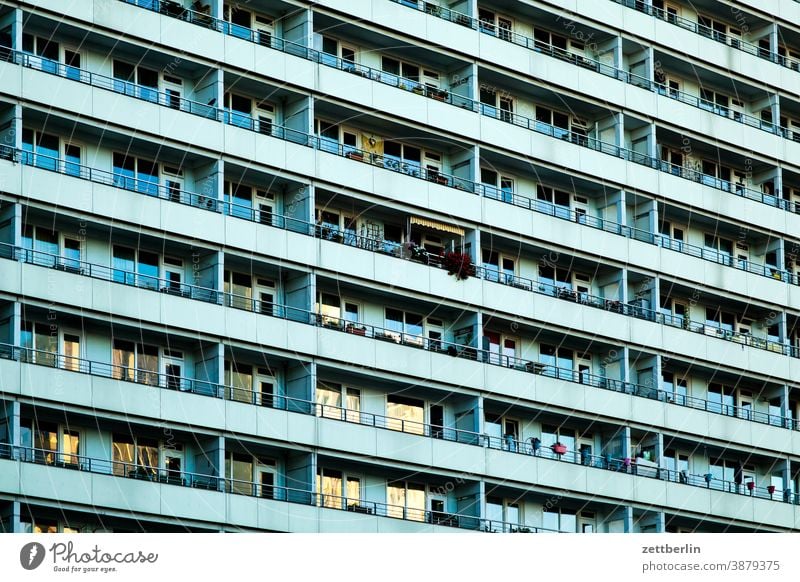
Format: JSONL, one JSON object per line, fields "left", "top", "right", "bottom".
{"left": 3, "top": 287, "right": 798, "bottom": 434}
{"left": 386, "top": 2, "right": 798, "bottom": 146}
{"left": 480, "top": 183, "right": 800, "bottom": 287}
{"left": 7, "top": 35, "right": 796, "bottom": 219}
{"left": 474, "top": 264, "right": 799, "bottom": 359}
{"left": 609, "top": 0, "right": 800, "bottom": 74}
{"left": 93, "top": 5, "right": 800, "bottom": 215}
{"left": 0, "top": 442, "right": 552, "bottom": 533}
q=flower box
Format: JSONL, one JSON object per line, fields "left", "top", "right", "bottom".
{"left": 747, "top": 481, "right": 756, "bottom": 491}
{"left": 767, "top": 485, "right": 776, "bottom": 495}
{"left": 552, "top": 443, "right": 567, "bottom": 455}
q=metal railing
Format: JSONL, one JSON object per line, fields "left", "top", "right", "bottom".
{"left": 473, "top": 263, "right": 800, "bottom": 359}
{"left": 8, "top": 134, "right": 796, "bottom": 299}
{"left": 2, "top": 44, "right": 479, "bottom": 195}
{"left": 4, "top": 233, "right": 800, "bottom": 430}
{"left": 0, "top": 414, "right": 795, "bottom": 507}
{"left": 0, "top": 442, "right": 548, "bottom": 532}
{"left": 479, "top": 184, "right": 800, "bottom": 285}
{"left": 109, "top": 2, "right": 800, "bottom": 214}
{"left": 609, "top": 0, "right": 800, "bottom": 73}
{"left": 388, "top": 1, "right": 799, "bottom": 143}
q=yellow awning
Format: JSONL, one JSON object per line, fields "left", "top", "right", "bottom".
{"left": 410, "top": 216, "right": 465, "bottom": 236}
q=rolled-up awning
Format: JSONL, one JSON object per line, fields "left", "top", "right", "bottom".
{"left": 410, "top": 216, "right": 464, "bottom": 236}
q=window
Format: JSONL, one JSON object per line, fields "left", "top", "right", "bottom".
{"left": 533, "top": 28, "right": 568, "bottom": 53}
{"left": 483, "top": 331, "right": 517, "bottom": 366}
{"left": 112, "top": 245, "right": 160, "bottom": 289}
{"left": 480, "top": 168, "right": 514, "bottom": 203}
{"left": 538, "top": 264, "right": 571, "bottom": 294}
{"left": 703, "top": 233, "right": 733, "bottom": 265}
{"left": 484, "top": 413, "right": 520, "bottom": 450}
{"left": 112, "top": 339, "right": 158, "bottom": 386}
{"left": 660, "top": 146, "right": 684, "bottom": 174}
{"left": 539, "top": 344, "right": 574, "bottom": 378}
{"left": 224, "top": 361, "right": 275, "bottom": 406}
{"left": 313, "top": 118, "right": 359, "bottom": 156}
{"left": 486, "top": 496, "right": 521, "bottom": 531}
{"left": 387, "top": 481, "right": 426, "bottom": 521}
{"left": 317, "top": 468, "right": 361, "bottom": 509}
{"left": 319, "top": 35, "right": 358, "bottom": 69}
{"left": 698, "top": 15, "right": 737, "bottom": 45}
{"left": 314, "top": 208, "right": 359, "bottom": 246}
{"left": 543, "top": 507, "right": 577, "bottom": 532}
{"left": 536, "top": 184, "right": 572, "bottom": 219}
{"left": 384, "top": 308, "right": 428, "bottom": 346}
{"left": 478, "top": 9, "right": 513, "bottom": 41}
{"left": 661, "top": 371, "right": 687, "bottom": 405}
{"left": 535, "top": 106, "right": 571, "bottom": 138}
{"left": 20, "top": 321, "right": 57, "bottom": 366}
{"left": 315, "top": 292, "right": 359, "bottom": 328}
{"left": 479, "top": 86, "right": 514, "bottom": 122}
{"left": 112, "top": 433, "right": 158, "bottom": 477}
{"left": 225, "top": 452, "right": 276, "bottom": 497}
{"left": 705, "top": 307, "right": 736, "bottom": 334}
{"left": 659, "top": 296, "right": 688, "bottom": 328}
{"left": 663, "top": 448, "right": 690, "bottom": 480}
{"left": 699, "top": 88, "right": 730, "bottom": 116}
{"left": 112, "top": 59, "right": 159, "bottom": 101}
{"left": 112, "top": 152, "right": 159, "bottom": 195}
{"left": 541, "top": 424, "right": 576, "bottom": 455}
{"left": 386, "top": 394, "right": 425, "bottom": 435}
{"left": 652, "top": 1, "right": 680, "bottom": 23}
{"left": 381, "top": 55, "right": 432, "bottom": 89}
{"left": 224, "top": 92, "right": 275, "bottom": 134}
{"left": 19, "top": 419, "right": 80, "bottom": 466}
{"left": 481, "top": 249, "right": 516, "bottom": 284}
{"left": 21, "top": 128, "right": 60, "bottom": 170}
{"left": 316, "top": 382, "right": 361, "bottom": 421}
{"left": 708, "top": 383, "right": 735, "bottom": 416}
{"left": 21, "top": 33, "right": 59, "bottom": 73}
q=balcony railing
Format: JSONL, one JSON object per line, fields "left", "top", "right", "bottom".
{"left": 9, "top": 137, "right": 798, "bottom": 351}
{"left": 3, "top": 226, "right": 800, "bottom": 427}
{"left": 609, "top": 0, "right": 800, "bottom": 73}
{"left": 1, "top": 381, "right": 795, "bottom": 507}
{"left": 473, "top": 264, "right": 800, "bottom": 359}
{"left": 111, "top": 1, "right": 800, "bottom": 214}
{"left": 1, "top": 45, "right": 477, "bottom": 194}
{"left": 0, "top": 442, "right": 548, "bottom": 532}
{"left": 479, "top": 184, "right": 800, "bottom": 285}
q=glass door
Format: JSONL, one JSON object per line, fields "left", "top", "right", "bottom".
{"left": 161, "top": 350, "right": 184, "bottom": 390}
{"left": 60, "top": 331, "right": 81, "bottom": 372}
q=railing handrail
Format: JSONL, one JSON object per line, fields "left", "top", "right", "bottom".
{"left": 608, "top": 0, "right": 800, "bottom": 72}
{"left": 0, "top": 412, "right": 794, "bottom": 506}
{"left": 474, "top": 262, "right": 799, "bottom": 358}
{"left": 0, "top": 441, "right": 552, "bottom": 532}
{"left": 385, "top": 1, "right": 796, "bottom": 141}
{"left": 104, "top": 2, "right": 800, "bottom": 212}
{"left": 6, "top": 26, "right": 798, "bottom": 213}
{"left": 6, "top": 149, "right": 800, "bottom": 362}
{"left": 478, "top": 183, "right": 800, "bottom": 285}
{"left": 3, "top": 320, "right": 798, "bottom": 433}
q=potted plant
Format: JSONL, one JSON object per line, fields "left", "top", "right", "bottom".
{"left": 441, "top": 251, "right": 475, "bottom": 280}
{"left": 552, "top": 442, "right": 567, "bottom": 455}
{"left": 747, "top": 480, "right": 756, "bottom": 492}
{"left": 767, "top": 484, "right": 776, "bottom": 496}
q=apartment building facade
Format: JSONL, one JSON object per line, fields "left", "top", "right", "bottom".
{"left": 1, "top": 0, "right": 800, "bottom": 533}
